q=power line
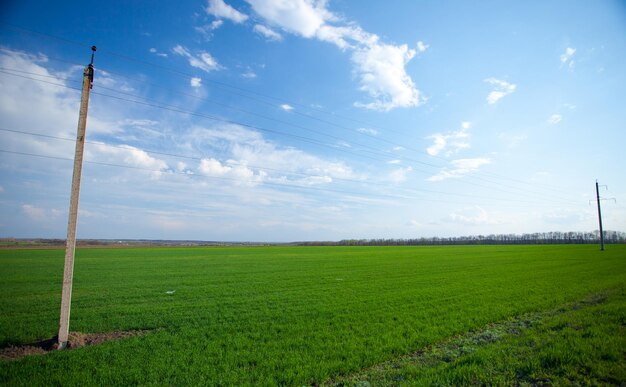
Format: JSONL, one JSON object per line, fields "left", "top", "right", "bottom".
{"left": 86, "top": 63, "right": 580, "bottom": 198}
{"left": 0, "top": 23, "right": 586, "bottom": 198}
{"left": 0, "top": 67, "right": 582, "bottom": 205}
{"left": 0, "top": 148, "right": 431, "bottom": 204}
{"left": 1, "top": 66, "right": 434, "bottom": 169}
{"left": 0, "top": 148, "right": 581, "bottom": 209}
{"left": 0, "top": 22, "right": 395, "bottom": 131}
{"left": 0, "top": 130, "right": 582, "bottom": 208}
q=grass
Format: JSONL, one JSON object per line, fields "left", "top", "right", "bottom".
{"left": 0, "top": 245, "right": 624, "bottom": 385}
{"left": 332, "top": 289, "right": 626, "bottom": 385}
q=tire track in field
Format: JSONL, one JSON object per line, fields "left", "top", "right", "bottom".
{"left": 324, "top": 289, "right": 614, "bottom": 386}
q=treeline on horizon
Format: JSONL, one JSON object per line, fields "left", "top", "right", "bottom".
{"left": 298, "top": 230, "right": 626, "bottom": 246}
{"left": 1, "top": 230, "right": 625, "bottom": 247}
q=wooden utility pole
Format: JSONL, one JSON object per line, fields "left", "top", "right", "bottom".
{"left": 58, "top": 46, "right": 96, "bottom": 349}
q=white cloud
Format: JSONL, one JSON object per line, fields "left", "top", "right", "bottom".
{"left": 315, "top": 25, "right": 375, "bottom": 50}
{"left": 280, "top": 104, "right": 294, "bottom": 111}
{"left": 389, "top": 166, "right": 412, "bottom": 183}
{"left": 352, "top": 43, "right": 421, "bottom": 111}
{"left": 408, "top": 219, "right": 421, "bottom": 227}
{"left": 426, "top": 124, "right": 470, "bottom": 157}
{"left": 498, "top": 132, "right": 528, "bottom": 148}
{"left": 253, "top": 24, "right": 283, "bottom": 41}
{"left": 416, "top": 41, "right": 429, "bottom": 53}
{"left": 172, "top": 45, "right": 221, "bottom": 72}
{"left": 206, "top": 0, "right": 249, "bottom": 23}
{"left": 0, "top": 48, "right": 120, "bottom": 150}
{"left": 22, "top": 204, "right": 46, "bottom": 220}
{"left": 211, "top": 19, "right": 224, "bottom": 29}
{"left": 547, "top": 114, "right": 562, "bottom": 125}
{"left": 186, "top": 123, "right": 358, "bottom": 184}
{"left": 198, "top": 158, "right": 265, "bottom": 186}
{"left": 461, "top": 121, "right": 471, "bottom": 130}
{"left": 190, "top": 77, "right": 202, "bottom": 88}
{"left": 87, "top": 143, "right": 169, "bottom": 179}
{"left": 94, "top": 69, "right": 135, "bottom": 92}
{"left": 543, "top": 208, "right": 591, "bottom": 224}
{"left": 21, "top": 204, "right": 62, "bottom": 223}
{"left": 194, "top": 20, "right": 224, "bottom": 40}
{"left": 427, "top": 158, "right": 490, "bottom": 181}
{"left": 176, "top": 161, "right": 188, "bottom": 172}
{"left": 246, "top": 0, "right": 330, "bottom": 38}
{"left": 446, "top": 206, "right": 499, "bottom": 225}
{"left": 357, "top": 127, "right": 378, "bottom": 136}
{"left": 484, "top": 77, "right": 516, "bottom": 104}
{"left": 241, "top": 69, "right": 257, "bottom": 78}
{"left": 149, "top": 48, "right": 168, "bottom": 58}
{"left": 245, "top": 0, "right": 422, "bottom": 111}
{"left": 560, "top": 47, "right": 576, "bottom": 68}
{"left": 299, "top": 175, "right": 333, "bottom": 185}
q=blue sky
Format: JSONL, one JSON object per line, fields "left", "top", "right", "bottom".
{"left": 1, "top": 0, "right": 625, "bottom": 241}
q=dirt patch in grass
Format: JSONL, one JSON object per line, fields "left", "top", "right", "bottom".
{"left": 0, "top": 330, "right": 151, "bottom": 361}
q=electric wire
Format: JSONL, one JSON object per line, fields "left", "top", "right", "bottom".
{"left": 0, "top": 126, "right": 583, "bottom": 207}
{"left": 0, "top": 148, "right": 583, "bottom": 209}
{"left": 0, "top": 22, "right": 581, "bottom": 197}
{"left": 0, "top": 69, "right": 583, "bottom": 205}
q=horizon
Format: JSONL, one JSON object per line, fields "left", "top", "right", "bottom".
{"left": 1, "top": 1, "right": 625, "bottom": 242}
{"left": 2, "top": 228, "right": 624, "bottom": 245}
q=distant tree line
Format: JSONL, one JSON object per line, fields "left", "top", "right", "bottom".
{"left": 297, "top": 230, "right": 626, "bottom": 246}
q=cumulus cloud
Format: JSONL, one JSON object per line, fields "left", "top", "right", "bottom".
{"left": 547, "top": 114, "right": 562, "bottom": 125}
{"left": 426, "top": 123, "right": 471, "bottom": 157}
{"left": 172, "top": 45, "right": 221, "bottom": 72}
{"left": 560, "top": 47, "right": 576, "bottom": 68}
{"left": 253, "top": 24, "right": 283, "bottom": 41}
{"left": 190, "top": 77, "right": 202, "bottom": 88}
{"left": 352, "top": 43, "right": 420, "bottom": 111}
{"left": 197, "top": 158, "right": 269, "bottom": 187}
{"left": 206, "top": 0, "right": 249, "bottom": 23}
{"left": 247, "top": 0, "right": 330, "bottom": 38}
{"left": 427, "top": 158, "right": 490, "bottom": 181}
{"left": 484, "top": 77, "right": 516, "bottom": 104}
{"left": 279, "top": 103, "right": 294, "bottom": 111}
{"left": 244, "top": 0, "right": 423, "bottom": 111}
{"left": 187, "top": 123, "right": 358, "bottom": 185}
{"left": 416, "top": 41, "right": 429, "bottom": 53}
{"left": 87, "top": 143, "right": 169, "bottom": 179}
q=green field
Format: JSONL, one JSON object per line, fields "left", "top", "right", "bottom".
{"left": 0, "top": 245, "right": 624, "bottom": 385}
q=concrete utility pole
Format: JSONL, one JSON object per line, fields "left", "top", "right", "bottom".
{"left": 595, "top": 180, "right": 605, "bottom": 251}
{"left": 58, "top": 46, "right": 96, "bottom": 349}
